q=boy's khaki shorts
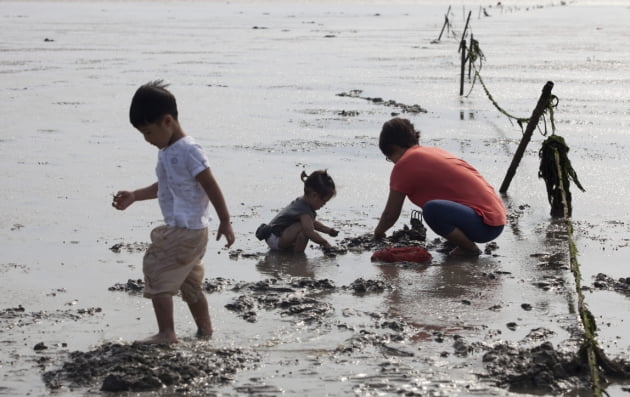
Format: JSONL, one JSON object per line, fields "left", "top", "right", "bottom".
{"left": 142, "top": 225, "right": 208, "bottom": 303}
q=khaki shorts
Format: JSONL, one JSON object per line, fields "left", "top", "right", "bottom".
{"left": 142, "top": 225, "right": 208, "bottom": 303}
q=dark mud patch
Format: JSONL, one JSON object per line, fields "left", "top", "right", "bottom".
{"left": 482, "top": 340, "right": 590, "bottom": 393}
{"left": 590, "top": 273, "right": 630, "bottom": 296}
{"left": 226, "top": 293, "right": 334, "bottom": 323}
{"left": 505, "top": 203, "right": 531, "bottom": 238}
{"left": 324, "top": 218, "right": 429, "bottom": 258}
{"left": 337, "top": 89, "right": 428, "bottom": 115}
{"left": 344, "top": 277, "right": 393, "bottom": 294}
{"left": 42, "top": 342, "right": 259, "bottom": 393}
{"left": 528, "top": 230, "right": 572, "bottom": 294}
{"left": 224, "top": 276, "right": 389, "bottom": 323}
{"left": 573, "top": 219, "right": 630, "bottom": 251}
{"left": 1, "top": 305, "right": 102, "bottom": 329}
{"left": 108, "top": 241, "right": 149, "bottom": 253}
{"left": 0, "top": 262, "right": 29, "bottom": 274}
{"left": 109, "top": 277, "right": 237, "bottom": 295}
{"left": 108, "top": 278, "right": 144, "bottom": 293}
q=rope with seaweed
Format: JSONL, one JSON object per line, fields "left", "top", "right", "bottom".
{"left": 461, "top": 35, "right": 630, "bottom": 395}
{"left": 465, "top": 38, "right": 558, "bottom": 135}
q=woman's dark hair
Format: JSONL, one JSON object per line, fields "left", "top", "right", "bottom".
{"left": 378, "top": 117, "right": 420, "bottom": 156}
{"left": 129, "top": 80, "right": 178, "bottom": 128}
{"left": 301, "top": 170, "right": 336, "bottom": 198}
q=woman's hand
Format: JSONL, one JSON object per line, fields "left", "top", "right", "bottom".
{"left": 374, "top": 189, "right": 406, "bottom": 238}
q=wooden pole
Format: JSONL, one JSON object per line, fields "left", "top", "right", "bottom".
{"left": 459, "top": 39, "right": 467, "bottom": 95}
{"left": 499, "top": 81, "right": 554, "bottom": 193}
{"left": 468, "top": 33, "right": 474, "bottom": 79}
{"left": 436, "top": 5, "right": 451, "bottom": 42}
{"left": 459, "top": 10, "right": 472, "bottom": 45}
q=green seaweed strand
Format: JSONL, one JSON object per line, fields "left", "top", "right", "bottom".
{"left": 550, "top": 151, "right": 602, "bottom": 395}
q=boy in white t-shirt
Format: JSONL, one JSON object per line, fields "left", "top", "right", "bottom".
{"left": 112, "top": 80, "right": 235, "bottom": 344}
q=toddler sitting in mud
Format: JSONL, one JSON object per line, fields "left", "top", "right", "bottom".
{"left": 256, "top": 170, "right": 338, "bottom": 253}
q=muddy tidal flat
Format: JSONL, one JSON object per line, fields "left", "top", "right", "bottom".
{"left": 2, "top": 1, "right": 630, "bottom": 396}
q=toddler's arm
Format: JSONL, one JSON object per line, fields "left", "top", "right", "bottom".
{"left": 300, "top": 215, "right": 331, "bottom": 248}
{"left": 112, "top": 182, "right": 158, "bottom": 210}
{"left": 196, "top": 168, "right": 235, "bottom": 247}
{"left": 314, "top": 220, "right": 338, "bottom": 237}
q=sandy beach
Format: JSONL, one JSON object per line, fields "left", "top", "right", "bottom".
{"left": 2, "top": 0, "right": 630, "bottom": 395}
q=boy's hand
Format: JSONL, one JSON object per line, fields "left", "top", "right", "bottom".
{"left": 112, "top": 191, "right": 135, "bottom": 210}
{"left": 217, "top": 221, "right": 235, "bottom": 248}
{"left": 328, "top": 228, "right": 339, "bottom": 237}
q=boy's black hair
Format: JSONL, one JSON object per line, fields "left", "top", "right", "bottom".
{"left": 129, "top": 80, "right": 178, "bottom": 128}
{"left": 378, "top": 117, "right": 420, "bottom": 156}
{"left": 301, "top": 170, "right": 336, "bottom": 198}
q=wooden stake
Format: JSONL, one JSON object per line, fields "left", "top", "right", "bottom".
{"left": 459, "top": 10, "right": 472, "bottom": 45}
{"left": 436, "top": 5, "right": 451, "bottom": 42}
{"left": 499, "top": 81, "right": 554, "bottom": 194}
{"left": 468, "top": 34, "right": 474, "bottom": 79}
{"left": 459, "top": 39, "right": 467, "bottom": 96}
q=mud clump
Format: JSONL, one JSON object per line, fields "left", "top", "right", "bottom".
{"left": 225, "top": 278, "right": 336, "bottom": 324}
{"left": 108, "top": 278, "right": 144, "bottom": 293}
{"left": 42, "top": 342, "right": 259, "bottom": 393}
{"left": 290, "top": 277, "right": 336, "bottom": 290}
{"left": 591, "top": 273, "right": 630, "bottom": 296}
{"left": 1, "top": 305, "right": 102, "bottom": 329}
{"left": 333, "top": 220, "right": 428, "bottom": 256}
{"left": 108, "top": 242, "right": 149, "bottom": 253}
{"left": 224, "top": 277, "right": 388, "bottom": 323}
{"left": 346, "top": 278, "right": 392, "bottom": 294}
{"left": 226, "top": 293, "right": 334, "bottom": 323}
{"left": 203, "top": 277, "right": 235, "bottom": 293}
{"left": 337, "top": 89, "right": 428, "bottom": 114}
{"left": 482, "top": 341, "right": 589, "bottom": 393}
{"left": 109, "top": 277, "right": 238, "bottom": 295}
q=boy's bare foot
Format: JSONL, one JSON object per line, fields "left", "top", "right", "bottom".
{"left": 448, "top": 246, "right": 482, "bottom": 258}
{"left": 196, "top": 328, "right": 213, "bottom": 340}
{"left": 136, "top": 332, "right": 178, "bottom": 345}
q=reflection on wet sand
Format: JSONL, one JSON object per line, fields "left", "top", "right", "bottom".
{"left": 379, "top": 254, "right": 502, "bottom": 342}
{"left": 255, "top": 250, "right": 314, "bottom": 279}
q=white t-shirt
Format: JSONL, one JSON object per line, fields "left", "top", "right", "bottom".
{"left": 156, "top": 136, "right": 211, "bottom": 229}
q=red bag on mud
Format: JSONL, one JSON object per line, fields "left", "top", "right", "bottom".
{"left": 371, "top": 246, "right": 431, "bottom": 263}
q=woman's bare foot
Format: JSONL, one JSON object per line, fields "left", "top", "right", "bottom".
{"left": 448, "top": 246, "right": 482, "bottom": 258}
{"left": 136, "top": 332, "right": 178, "bottom": 345}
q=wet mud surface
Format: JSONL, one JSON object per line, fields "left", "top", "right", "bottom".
{"left": 36, "top": 281, "right": 591, "bottom": 395}
{"left": 42, "top": 342, "right": 259, "bottom": 393}
{"left": 3, "top": 202, "right": 630, "bottom": 396}
{"left": 25, "top": 220, "right": 629, "bottom": 396}
{"left": 3, "top": 2, "right": 630, "bottom": 396}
